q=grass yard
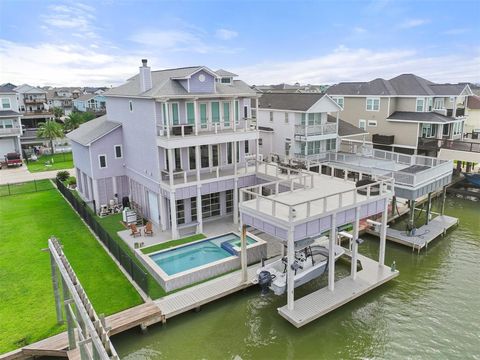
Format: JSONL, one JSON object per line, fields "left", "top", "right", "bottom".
{"left": 26, "top": 152, "right": 73, "bottom": 173}
{"left": 0, "top": 179, "right": 54, "bottom": 197}
{"left": 141, "top": 234, "right": 207, "bottom": 254}
{"left": 0, "top": 188, "right": 143, "bottom": 354}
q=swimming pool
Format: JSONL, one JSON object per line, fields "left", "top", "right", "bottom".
{"left": 150, "top": 233, "right": 257, "bottom": 275}
{"left": 136, "top": 232, "right": 267, "bottom": 292}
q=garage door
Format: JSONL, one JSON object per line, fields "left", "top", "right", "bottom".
{"left": 0, "top": 138, "right": 15, "bottom": 157}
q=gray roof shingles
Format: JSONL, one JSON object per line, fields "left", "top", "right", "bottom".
{"left": 67, "top": 115, "right": 121, "bottom": 146}
{"left": 387, "top": 111, "right": 457, "bottom": 123}
{"left": 258, "top": 93, "right": 326, "bottom": 111}
{"left": 327, "top": 74, "right": 469, "bottom": 97}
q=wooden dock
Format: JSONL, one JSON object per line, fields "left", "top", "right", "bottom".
{"left": 278, "top": 253, "right": 399, "bottom": 328}
{"left": 156, "top": 261, "right": 269, "bottom": 319}
{"left": 1, "top": 302, "right": 162, "bottom": 360}
{"left": 366, "top": 215, "right": 459, "bottom": 252}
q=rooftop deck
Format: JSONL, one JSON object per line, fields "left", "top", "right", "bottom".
{"left": 278, "top": 253, "right": 399, "bottom": 327}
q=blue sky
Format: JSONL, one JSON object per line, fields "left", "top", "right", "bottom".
{"left": 0, "top": 0, "right": 479, "bottom": 86}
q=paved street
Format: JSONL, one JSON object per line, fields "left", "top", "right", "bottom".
{"left": 0, "top": 166, "right": 74, "bottom": 185}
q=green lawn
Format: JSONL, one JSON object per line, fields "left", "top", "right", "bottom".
{"left": 141, "top": 234, "right": 207, "bottom": 254}
{"left": 26, "top": 152, "right": 73, "bottom": 173}
{"left": 95, "top": 214, "right": 166, "bottom": 299}
{"left": 0, "top": 188, "right": 143, "bottom": 354}
{"left": 0, "top": 179, "right": 54, "bottom": 197}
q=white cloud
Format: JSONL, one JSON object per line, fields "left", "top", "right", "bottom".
{"left": 215, "top": 28, "right": 238, "bottom": 40}
{"left": 442, "top": 28, "right": 469, "bottom": 35}
{"left": 399, "top": 18, "right": 430, "bottom": 29}
{"left": 353, "top": 27, "right": 367, "bottom": 34}
{"left": 234, "top": 47, "right": 480, "bottom": 85}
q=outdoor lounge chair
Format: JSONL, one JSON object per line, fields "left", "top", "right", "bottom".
{"left": 130, "top": 224, "right": 141, "bottom": 237}
{"left": 144, "top": 222, "right": 154, "bottom": 236}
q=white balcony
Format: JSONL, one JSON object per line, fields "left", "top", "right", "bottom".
{"left": 157, "top": 118, "right": 256, "bottom": 138}
{"left": 294, "top": 123, "right": 337, "bottom": 138}
{"left": 0, "top": 127, "right": 22, "bottom": 136}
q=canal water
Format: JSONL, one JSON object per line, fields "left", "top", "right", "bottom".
{"left": 113, "top": 196, "right": 480, "bottom": 359}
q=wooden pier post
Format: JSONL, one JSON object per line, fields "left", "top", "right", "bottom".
{"left": 351, "top": 207, "right": 360, "bottom": 280}
{"left": 441, "top": 186, "right": 447, "bottom": 215}
{"left": 241, "top": 224, "right": 247, "bottom": 283}
{"left": 287, "top": 228, "right": 295, "bottom": 310}
{"left": 425, "top": 192, "right": 432, "bottom": 225}
{"left": 379, "top": 199, "right": 388, "bottom": 266}
{"left": 328, "top": 215, "right": 336, "bottom": 291}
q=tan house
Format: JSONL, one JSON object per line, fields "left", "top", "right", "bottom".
{"left": 326, "top": 74, "right": 473, "bottom": 156}
{"left": 465, "top": 95, "right": 480, "bottom": 135}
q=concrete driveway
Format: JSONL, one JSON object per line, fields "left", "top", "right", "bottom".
{"left": 0, "top": 165, "right": 74, "bottom": 185}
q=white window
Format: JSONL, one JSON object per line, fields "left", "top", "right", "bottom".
{"left": 434, "top": 98, "right": 444, "bottom": 110}
{"left": 114, "top": 145, "right": 122, "bottom": 159}
{"left": 421, "top": 123, "right": 436, "bottom": 138}
{"left": 129, "top": 100, "right": 133, "bottom": 112}
{"left": 1, "top": 98, "right": 11, "bottom": 110}
{"left": 359, "top": 119, "right": 366, "bottom": 130}
{"left": 332, "top": 97, "right": 344, "bottom": 109}
{"left": 220, "top": 77, "right": 231, "bottom": 84}
{"left": 416, "top": 98, "right": 425, "bottom": 112}
{"left": 269, "top": 111, "right": 273, "bottom": 122}
{"left": 98, "top": 155, "right": 107, "bottom": 168}
{"left": 326, "top": 138, "right": 336, "bottom": 151}
{"left": 258, "top": 138, "right": 263, "bottom": 146}
{"left": 368, "top": 120, "right": 377, "bottom": 127}
{"left": 366, "top": 98, "right": 380, "bottom": 111}
{"left": 284, "top": 112, "right": 289, "bottom": 123}
{"left": 452, "top": 122, "right": 462, "bottom": 135}
{"left": 0, "top": 119, "right": 13, "bottom": 128}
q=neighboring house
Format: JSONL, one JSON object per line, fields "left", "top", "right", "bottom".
{"left": 47, "top": 89, "right": 74, "bottom": 116}
{"left": 14, "top": 84, "right": 52, "bottom": 128}
{"left": 465, "top": 95, "right": 480, "bottom": 134}
{"left": 253, "top": 83, "right": 329, "bottom": 94}
{"left": 83, "top": 87, "right": 108, "bottom": 95}
{"left": 68, "top": 60, "right": 260, "bottom": 239}
{"left": 73, "top": 93, "right": 106, "bottom": 113}
{"left": 326, "top": 74, "right": 472, "bottom": 156}
{"left": 0, "top": 85, "right": 23, "bottom": 156}
{"left": 256, "top": 93, "right": 365, "bottom": 171}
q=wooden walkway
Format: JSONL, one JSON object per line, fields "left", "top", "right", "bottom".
{"left": 1, "top": 302, "right": 162, "bottom": 360}
{"left": 366, "top": 215, "right": 459, "bottom": 252}
{"left": 156, "top": 262, "right": 268, "bottom": 319}
{"left": 278, "top": 253, "right": 399, "bottom": 328}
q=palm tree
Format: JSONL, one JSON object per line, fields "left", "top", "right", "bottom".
{"left": 52, "top": 107, "right": 64, "bottom": 121}
{"left": 64, "top": 112, "right": 84, "bottom": 131}
{"left": 37, "top": 120, "right": 64, "bottom": 155}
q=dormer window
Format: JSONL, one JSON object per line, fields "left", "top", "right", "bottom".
{"left": 221, "top": 77, "right": 232, "bottom": 84}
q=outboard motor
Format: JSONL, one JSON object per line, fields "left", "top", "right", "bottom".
{"left": 258, "top": 271, "right": 273, "bottom": 295}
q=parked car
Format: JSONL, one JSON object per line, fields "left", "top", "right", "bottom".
{"left": 4, "top": 152, "right": 22, "bottom": 167}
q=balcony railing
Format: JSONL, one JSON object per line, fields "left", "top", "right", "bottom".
{"left": 24, "top": 99, "right": 46, "bottom": 104}
{"left": 157, "top": 118, "right": 255, "bottom": 138}
{"left": 417, "top": 137, "right": 439, "bottom": 150}
{"left": 294, "top": 151, "right": 334, "bottom": 162}
{"left": 440, "top": 139, "right": 480, "bottom": 153}
{"left": 372, "top": 134, "right": 395, "bottom": 145}
{"left": 0, "top": 127, "right": 21, "bottom": 136}
{"left": 294, "top": 123, "right": 336, "bottom": 137}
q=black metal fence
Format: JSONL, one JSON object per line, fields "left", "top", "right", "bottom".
{"left": 56, "top": 179, "right": 149, "bottom": 294}
{"left": 0, "top": 179, "right": 55, "bottom": 197}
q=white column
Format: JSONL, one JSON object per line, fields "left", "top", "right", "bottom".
{"left": 230, "top": 98, "right": 235, "bottom": 129}
{"left": 241, "top": 223, "right": 247, "bottom": 283}
{"left": 196, "top": 186, "right": 203, "bottom": 234}
{"left": 168, "top": 148, "right": 174, "bottom": 188}
{"left": 328, "top": 214, "right": 336, "bottom": 291}
{"left": 165, "top": 102, "right": 170, "bottom": 138}
{"left": 233, "top": 141, "right": 238, "bottom": 175}
{"left": 195, "top": 145, "right": 201, "bottom": 182}
{"left": 233, "top": 178, "right": 239, "bottom": 224}
{"left": 379, "top": 198, "right": 388, "bottom": 266}
{"left": 286, "top": 227, "right": 295, "bottom": 311}
{"left": 169, "top": 192, "right": 178, "bottom": 240}
{"left": 159, "top": 193, "right": 167, "bottom": 231}
{"left": 194, "top": 98, "right": 199, "bottom": 135}
{"left": 351, "top": 207, "right": 360, "bottom": 280}
{"left": 233, "top": 98, "right": 237, "bottom": 131}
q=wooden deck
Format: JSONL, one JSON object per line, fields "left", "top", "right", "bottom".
{"left": 366, "top": 215, "right": 458, "bottom": 251}
{"left": 278, "top": 253, "right": 399, "bottom": 328}
{"left": 1, "top": 302, "right": 162, "bottom": 360}
{"left": 156, "top": 262, "right": 268, "bottom": 319}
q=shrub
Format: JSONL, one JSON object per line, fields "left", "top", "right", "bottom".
{"left": 56, "top": 171, "right": 70, "bottom": 182}
{"left": 67, "top": 176, "right": 76, "bottom": 186}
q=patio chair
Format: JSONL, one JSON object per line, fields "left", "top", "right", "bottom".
{"left": 144, "top": 222, "right": 154, "bottom": 237}
{"left": 130, "top": 224, "right": 141, "bottom": 237}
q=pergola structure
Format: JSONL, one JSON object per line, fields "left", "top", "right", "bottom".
{"left": 239, "top": 172, "right": 398, "bottom": 327}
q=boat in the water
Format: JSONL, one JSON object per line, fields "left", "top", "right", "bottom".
{"left": 465, "top": 173, "right": 480, "bottom": 187}
{"left": 256, "top": 238, "right": 345, "bottom": 295}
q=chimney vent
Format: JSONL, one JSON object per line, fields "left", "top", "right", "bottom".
{"left": 139, "top": 59, "right": 152, "bottom": 92}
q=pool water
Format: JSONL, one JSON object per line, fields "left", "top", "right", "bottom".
{"left": 150, "top": 233, "right": 256, "bottom": 276}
